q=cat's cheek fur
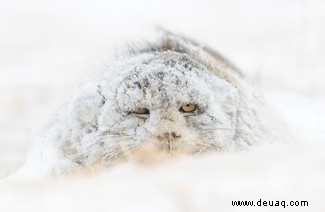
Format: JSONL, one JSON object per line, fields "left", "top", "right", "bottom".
{"left": 69, "top": 84, "right": 105, "bottom": 134}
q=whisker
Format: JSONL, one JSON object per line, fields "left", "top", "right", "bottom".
{"left": 200, "top": 127, "right": 236, "bottom": 131}
{"left": 98, "top": 131, "right": 136, "bottom": 137}
{"left": 79, "top": 133, "right": 135, "bottom": 152}
{"left": 194, "top": 143, "right": 212, "bottom": 156}
{"left": 114, "top": 144, "right": 143, "bottom": 163}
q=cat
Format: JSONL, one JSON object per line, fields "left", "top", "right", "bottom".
{"left": 11, "top": 30, "right": 284, "bottom": 179}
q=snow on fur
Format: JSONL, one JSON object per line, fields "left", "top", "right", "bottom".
{"left": 10, "top": 31, "right": 291, "bottom": 179}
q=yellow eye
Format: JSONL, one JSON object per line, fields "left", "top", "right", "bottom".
{"left": 134, "top": 108, "right": 150, "bottom": 114}
{"left": 180, "top": 104, "right": 197, "bottom": 113}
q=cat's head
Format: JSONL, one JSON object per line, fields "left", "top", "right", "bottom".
{"left": 66, "top": 50, "right": 239, "bottom": 165}
{"left": 59, "top": 30, "right": 277, "bottom": 167}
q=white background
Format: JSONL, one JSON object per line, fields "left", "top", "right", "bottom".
{"left": 0, "top": 0, "right": 324, "bottom": 211}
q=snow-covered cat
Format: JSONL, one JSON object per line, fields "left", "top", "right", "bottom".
{"left": 12, "top": 31, "right": 283, "bottom": 179}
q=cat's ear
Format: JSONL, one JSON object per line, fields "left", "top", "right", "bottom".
{"left": 68, "top": 84, "right": 105, "bottom": 132}
{"left": 154, "top": 27, "right": 198, "bottom": 53}
{"left": 154, "top": 28, "right": 243, "bottom": 79}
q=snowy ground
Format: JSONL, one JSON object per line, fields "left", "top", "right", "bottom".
{"left": 0, "top": 0, "right": 324, "bottom": 211}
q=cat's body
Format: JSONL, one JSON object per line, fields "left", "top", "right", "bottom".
{"left": 13, "top": 31, "right": 283, "bottom": 179}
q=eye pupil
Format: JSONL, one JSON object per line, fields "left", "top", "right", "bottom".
{"left": 180, "top": 104, "right": 197, "bottom": 113}
{"left": 133, "top": 105, "right": 197, "bottom": 114}
{"left": 134, "top": 108, "right": 149, "bottom": 114}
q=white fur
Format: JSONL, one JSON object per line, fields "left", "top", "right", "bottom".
{"left": 11, "top": 31, "right": 288, "bottom": 179}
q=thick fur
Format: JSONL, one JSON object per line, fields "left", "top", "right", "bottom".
{"left": 13, "top": 31, "right": 283, "bottom": 178}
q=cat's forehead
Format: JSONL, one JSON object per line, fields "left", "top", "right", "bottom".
{"left": 113, "top": 53, "right": 211, "bottom": 109}
{"left": 117, "top": 69, "right": 203, "bottom": 109}
{"left": 99, "top": 51, "right": 236, "bottom": 111}
{"left": 121, "top": 52, "right": 207, "bottom": 83}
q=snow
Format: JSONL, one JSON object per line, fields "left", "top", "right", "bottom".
{"left": 0, "top": 0, "right": 324, "bottom": 211}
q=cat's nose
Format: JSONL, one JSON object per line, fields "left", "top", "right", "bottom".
{"left": 157, "top": 132, "right": 181, "bottom": 141}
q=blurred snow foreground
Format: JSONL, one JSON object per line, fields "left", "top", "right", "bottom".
{"left": 1, "top": 143, "right": 325, "bottom": 212}
{"left": 1, "top": 0, "right": 325, "bottom": 211}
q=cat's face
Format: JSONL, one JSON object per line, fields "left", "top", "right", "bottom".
{"left": 68, "top": 52, "right": 239, "bottom": 164}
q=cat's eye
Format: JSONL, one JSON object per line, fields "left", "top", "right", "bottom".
{"left": 133, "top": 108, "right": 150, "bottom": 114}
{"left": 179, "top": 104, "right": 197, "bottom": 113}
